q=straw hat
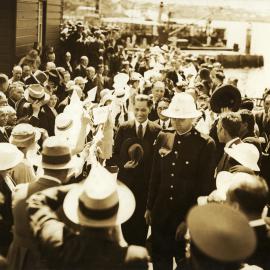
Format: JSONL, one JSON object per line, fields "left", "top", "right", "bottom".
{"left": 162, "top": 92, "right": 201, "bottom": 119}
{"left": 63, "top": 164, "right": 136, "bottom": 227}
{"left": 33, "top": 136, "right": 77, "bottom": 170}
{"left": 74, "top": 76, "right": 87, "bottom": 84}
{"left": 0, "top": 143, "right": 23, "bottom": 171}
{"left": 24, "top": 84, "right": 50, "bottom": 103}
{"left": 9, "top": 123, "right": 41, "bottom": 148}
{"left": 224, "top": 143, "right": 260, "bottom": 171}
{"left": 187, "top": 204, "right": 256, "bottom": 262}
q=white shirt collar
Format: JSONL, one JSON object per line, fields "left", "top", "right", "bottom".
{"left": 225, "top": 137, "right": 240, "bottom": 148}
{"left": 135, "top": 119, "right": 148, "bottom": 129}
{"left": 42, "top": 175, "right": 62, "bottom": 184}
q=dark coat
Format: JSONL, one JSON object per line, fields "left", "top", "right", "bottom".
{"left": 147, "top": 128, "right": 216, "bottom": 227}
{"left": 0, "top": 129, "right": 9, "bottom": 143}
{"left": 113, "top": 120, "right": 161, "bottom": 245}
{"left": 73, "top": 64, "right": 87, "bottom": 78}
{"left": 27, "top": 184, "right": 149, "bottom": 270}
{"left": 255, "top": 110, "right": 270, "bottom": 137}
{"left": 7, "top": 177, "right": 62, "bottom": 270}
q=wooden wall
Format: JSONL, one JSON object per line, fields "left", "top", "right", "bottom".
{"left": 16, "top": 0, "right": 39, "bottom": 58}
{"left": 46, "top": 0, "right": 63, "bottom": 48}
{"left": 0, "top": 1, "right": 16, "bottom": 74}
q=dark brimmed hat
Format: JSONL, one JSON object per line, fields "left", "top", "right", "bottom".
{"left": 187, "top": 204, "right": 256, "bottom": 263}
{"left": 240, "top": 97, "right": 254, "bottom": 111}
{"left": 120, "top": 138, "right": 148, "bottom": 166}
{"left": 210, "top": 84, "right": 241, "bottom": 113}
{"left": 33, "top": 136, "right": 77, "bottom": 169}
{"left": 25, "top": 70, "right": 48, "bottom": 86}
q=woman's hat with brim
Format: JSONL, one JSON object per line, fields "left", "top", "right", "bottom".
{"left": 210, "top": 84, "right": 241, "bottom": 113}
{"left": 0, "top": 143, "right": 23, "bottom": 171}
{"left": 187, "top": 204, "right": 256, "bottom": 262}
{"left": 162, "top": 92, "right": 201, "bottom": 119}
{"left": 25, "top": 70, "right": 48, "bottom": 86}
{"left": 24, "top": 84, "right": 50, "bottom": 103}
{"left": 63, "top": 164, "right": 136, "bottom": 227}
{"left": 120, "top": 137, "right": 148, "bottom": 166}
{"left": 9, "top": 123, "right": 41, "bottom": 148}
{"left": 32, "top": 136, "right": 77, "bottom": 170}
{"left": 224, "top": 143, "right": 260, "bottom": 171}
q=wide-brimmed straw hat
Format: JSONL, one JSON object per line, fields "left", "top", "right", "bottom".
{"left": 24, "top": 84, "right": 50, "bottom": 103}
{"left": 187, "top": 204, "right": 256, "bottom": 262}
{"left": 162, "top": 92, "right": 201, "bottom": 119}
{"left": 224, "top": 143, "right": 260, "bottom": 171}
{"left": 33, "top": 136, "right": 77, "bottom": 169}
{"left": 0, "top": 143, "right": 23, "bottom": 171}
{"left": 63, "top": 164, "right": 136, "bottom": 227}
{"left": 9, "top": 123, "right": 41, "bottom": 148}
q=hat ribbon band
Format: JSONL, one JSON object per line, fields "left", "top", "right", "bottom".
{"left": 42, "top": 153, "right": 71, "bottom": 165}
{"left": 29, "top": 94, "right": 45, "bottom": 101}
{"left": 79, "top": 200, "right": 119, "bottom": 220}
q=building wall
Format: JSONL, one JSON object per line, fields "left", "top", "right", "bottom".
{"left": 16, "top": 0, "right": 39, "bottom": 58}
{"left": 0, "top": 1, "right": 16, "bottom": 74}
{"left": 46, "top": 0, "right": 63, "bottom": 48}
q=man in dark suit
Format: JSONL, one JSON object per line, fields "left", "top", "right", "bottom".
{"left": 73, "top": 56, "right": 88, "bottom": 78}
{"left": 60, "top": 52, "right": 73, "bottom": 77}
{"left": 7, "top": 136, "right": 78, "bottom": 270}
{"left": 113, "top": 94, "right": 161, "bottom": 246}
{"left": 226, "top": 173, "right": 270, "bottom": 270}
{"left": 145, "top": 93, "right": 216, "bottom": 270}
{"left": 0, "top": 107, "right": 9, "bottom": 142}
{"left": 154, "top": 97, "right": 172, "bottom": 130}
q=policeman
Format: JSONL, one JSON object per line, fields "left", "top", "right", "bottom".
{"left": 145, "top": 93, "right": 216, "bottom": 270}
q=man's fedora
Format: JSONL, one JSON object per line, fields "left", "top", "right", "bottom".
{"left": 120, "top": 137, "right": 145, "bottom": 166}
{"left": 0, "top": 143, "right": 23, "bottom": 171}
{"left": 24, "top": 84, "right": 50, "bottom": 103}
{"left": 224, "top": 142, "right": 260, "bottom": 171}
{"left": 33, "top": 136, "right": 77, "bottom": 170}
{"left": 25, "top": 70, "right": 48, "bottom": 86}
{"left": 187, "top": 204, "right": 256, "bottom": 262}
{"left": 63, "top": 164, "right": 136, "bottom": 227}
{"left": 210, "top": 84, "right": 241, "bottom": 113}
{"left": 162, "top": 92, "right": 201, "bottom": 119}
{"left": 9, "top": 123, "right": 41, "bottom": 148}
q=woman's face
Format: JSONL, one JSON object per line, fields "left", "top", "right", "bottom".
{"left": 48, "top": 95, "right": 58, "bottom": 108}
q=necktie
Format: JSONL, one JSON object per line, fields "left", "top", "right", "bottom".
{"left": 162, "top": 121, "right": 166, "bottom": 130}
{"left": 137, "top": 124, "right": 143, "bottom": 139}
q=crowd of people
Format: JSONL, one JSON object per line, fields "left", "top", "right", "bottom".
{"left": 0, "top": 20, "right": 270, "bottom": 270}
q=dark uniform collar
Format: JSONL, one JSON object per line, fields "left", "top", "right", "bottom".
{"left": 175, "top": 128, "right": 196, "bottom": 140}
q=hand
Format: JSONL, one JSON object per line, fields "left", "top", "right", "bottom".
{"left": 144, "top": 209, "right": 152, "bottom": 226}
{"left": 123, "top": 160, "right": 138, "bottom": 169}
{"left": 175, "top": 221, "right": 187, "bottom": 241}
{"left": 32, "top": 100, "right": 42, "bottom": 115}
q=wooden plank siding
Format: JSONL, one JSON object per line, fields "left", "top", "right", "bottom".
{"left": 0, "top": 0, "right": 16, "bottom": 75}
{"left": 16, "top": 0, "right": 39, "bottom": 58}
{"left": 45, "top": 0, "right": 63, "bottom": 47}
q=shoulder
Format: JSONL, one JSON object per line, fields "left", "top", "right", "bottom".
{"left": 119, "top": 120, "right": 135, "bottom": 129}
{"left": 192, "top": 128, "right": 215, "bottom": 145}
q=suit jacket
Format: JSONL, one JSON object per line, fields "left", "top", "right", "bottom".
{"left": 7, "top": 177, "right": 61, "bottom": 270}
{"left": 147, "top": 129, "right": 216, "bottom": 229}
{"left": 61, "top": 61, "right": 73, "bottom": 77}
{"left": 255, "top": 110, "right": 270, "bottom": 137}
{"left": 154, "top": 119, "right": 172, "bottom": 130}
{"left": 113, "top": 120, "right": 161, "bottom": 200}
{"left": 27, "top": 184, "right": 149, "bottom": 270}
{"left": 0, "top": 129, "right": 9, "bottom": 143}
{"left": 73, "top": 64, "right": 87, "bottom": 78}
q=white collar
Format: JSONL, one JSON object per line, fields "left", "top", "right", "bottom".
{"left": 249, "top": 218, "right": 266, "bottom": 227}
{"left": 41, "top": 175, "right": 62, "bottom": 184}
{"left": 135, "top": 119, "right": 148, "bottom": 129}
{"left": 225, "top": 137, "right": 240, "bottom": 148}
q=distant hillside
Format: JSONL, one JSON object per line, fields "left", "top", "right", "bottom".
{"left": 63, "top": 0, "right": 270, "bottom": 23}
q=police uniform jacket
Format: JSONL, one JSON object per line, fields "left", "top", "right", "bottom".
{"left": 147, "top": 128, "right": 216, "bottom": 229}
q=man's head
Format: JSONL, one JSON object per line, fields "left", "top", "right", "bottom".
{"left": 157, "top": 98, "right": 170, "bottom": 121}
{"left": 46, "top": 62, "right": 56, "bottom": 72}
{"left": 217, "top": 112, "right": 242, "bottom": 143}
{"left": 226, "top": 173, "right": 269, "bottom": 220}
{"left": 133, "top": 94, "right": 152, "bottom": 123}
{"left": 47, "top": 52, "right": 56, "bottom": 63}
{"left": 0, "top": 107, "right": 8, "bottom": 127}
{"left": 238, "top": 109, "right": 255, "bottom": 138}
{"left": 151, "top": 81, "right": 165, "bottom": 102}
{"left": 263, "top": 89, "right": 270, "bottom": 114}
{"left": 22, "top": 65, "right": 32, "bottom": 78}
{"left": 80, "top": 56, "right": 89, "bottom": 67}
{"left": 5, "top": 106, "right": 17, "bottom": 126}
{"left": 86, "top": 66, "right": 96, "bottom": 80}
{"left": 12, "top": 66, "right": 23, "bottom": 81}
{"left": 0, "top": 73, "right": 9, "bottom": 93}
{"left": 9, "top": 83, "right": 24, "bottom": 102}
{"left": 74, "top": 76, "right": 87, "bottom": 91}
{"left": 65, "top": 51, "right": 71, "bottom": 62}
